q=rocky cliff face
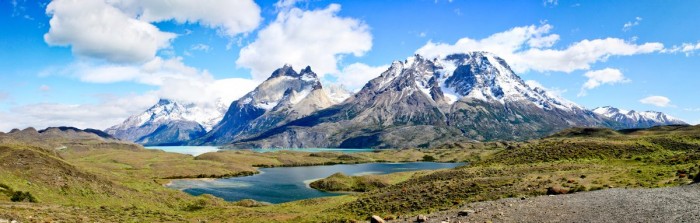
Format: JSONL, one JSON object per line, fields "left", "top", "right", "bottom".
{"left": 227, "top": 52, "right": 618, "bottom": 148}
{"left": 192, "top": 65, "right": 338, "bottom": 145}
{"left": 593, "top": 106, "right": 687, "bottom": 129}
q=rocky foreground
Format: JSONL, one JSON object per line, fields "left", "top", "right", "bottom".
{"left": 390, "top": 183, "right": 700, "bottom": 223}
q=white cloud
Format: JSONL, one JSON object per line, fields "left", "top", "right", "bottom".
{"left": 44, "top": 0, "right": 177, "bottom": 63}
{"left": 639, "top": 95, "right": 672, "bottom": 107}
{"left": 333, "top": 63, "right": 389, "bottom": 90}
{"left": 0, "top": 76, "right": 259, "bottom": 132}
{"left": 44, "top": 0, "right": 262, "bottom": 63}
{"left": 578, "top": 68, "right": 628, "bottom": 96}
{"left": 114, "top": 0, "right": 262, "bottom": 37}
{"left": 61, "top": 57, "right": 207, "bottom": 86}
{"left": 664, "top": 42, "right": 700, "bottom": 56}
{"left": 416, "top": 24, "right": 665, "bottom": 74}
{"left": 581, "top": 68, "right": 628, "bottom": 89}
{"left": 0, "top": 93, "right": 159, "bottom": 131}
{"left": 236, "top": 4, "right": 372, "bottom": 80}
{"left": 274, "top": 0, "right": 303, "bottom": 9}
{"left": 46, "top": 56, "right": 259, "bottom": 106}
{"left": 157, "top": 77, "right": 259, "bottom": 106}
{"left": 622, "top": 17, "right": 642, "bottom": 32}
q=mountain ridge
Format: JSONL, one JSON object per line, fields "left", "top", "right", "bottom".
{"left": 593, "top": 106, "right": 687, "bottom": 129}
{"left": 227, "top": 52, "right": 615, "bottom": 148}
{"left": 105, "top": 98, "right": 228, "bottom": 146}
{"left": 106, "top": 51, "right": 686, "bottom": 148}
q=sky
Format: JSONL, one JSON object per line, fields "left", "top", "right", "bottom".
{"left": 1, "top": 0, "right": 700, "bottom": 131}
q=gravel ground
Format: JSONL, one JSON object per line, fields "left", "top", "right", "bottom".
{"left": 392, "top": 183, "right": 700, "bottom": 223}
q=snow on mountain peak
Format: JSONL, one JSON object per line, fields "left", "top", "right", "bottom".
{"left": 236, "top": 65, "right": 325, "bottom": 111}
{"left": 430, "top": 52, "right": 580, "bottom": 111}
{"left": 110, "top": 98, "right": 227, "bottom": 132}
{"left": 593, "top": 106, "right": 687, "bottom": 127}
{"left": 358, "top": 52, "right": 580, "bottom": 112}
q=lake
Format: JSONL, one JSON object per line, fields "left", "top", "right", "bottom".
{"left": 167, "top": 162, "right": 463, "bottom": 203}
{"left": 145, "top": 146, "right": 377, "bottom": 156}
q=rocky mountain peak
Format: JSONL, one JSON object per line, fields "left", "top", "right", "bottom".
{"left": 269, "top": 64, "right": 299, "bottom": 78}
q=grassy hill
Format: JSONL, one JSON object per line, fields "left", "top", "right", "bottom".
{"left": 0, "top": 125, "right": 699, "bottom": 222}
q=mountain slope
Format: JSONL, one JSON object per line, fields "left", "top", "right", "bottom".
{"left": 593, "top": 106, "right": 687, "bottom": 129}
{"left": 193, "top": 65, "right": 338, "bottom": 145}
{"left": 435, "top": 52, "right": 612, "bottom": 140}
{"left": 105, "top": 99, "right": 227, "bottom": 146}
{"left": 229, "top": 52, "right": 617, "bottom": 148}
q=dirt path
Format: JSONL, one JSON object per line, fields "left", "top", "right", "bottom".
{"left": 392, "top": 183, "right": 700, "bottom": 223}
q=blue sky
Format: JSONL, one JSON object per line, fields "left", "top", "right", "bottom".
{"left": 1, "top": 0, "right": 699, "bottom": 131}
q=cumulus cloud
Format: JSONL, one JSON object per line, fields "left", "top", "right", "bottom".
{"left": 59, "top": 57, "right": 207, "bottom": 86}
{"left": 622, "top": 17, "right": 642, "bottom": 32}
{"left": 236, "top": 4, "right": 372, "bottom": 80}
{"left": 416, "top": 24, "right": 665, "bottom": 74}
{"left": 114, "top": 0, "right": 261, "bottom": 37}
{"left": 44, "top": 0, "right": 177, "bottom": 63}
{"left": 0, "top": 93, "right": 159, "bottom": 132}
{"left": 157, "top": 77, "right": 259, "bottom": 106}
{"left": 639, "top": 95, "right": 672, "bottom": 107}
{"left": 578, "top": 68, "right": 629, "bottom": 96}
{"left": 0, "top": 76, "right": 258, "bottom": 132}
{"left": 333, "top": 63, "right": 389, "bottom": 90}
{"left": 44, "top": 0, "right": 261, "bottom": 63}
{"left": 45, "top": 56, "right": 259, "bottom": 106}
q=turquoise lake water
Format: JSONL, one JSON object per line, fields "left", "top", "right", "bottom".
{"left": 167, "top": 162, "right": 464, "bottom": 204}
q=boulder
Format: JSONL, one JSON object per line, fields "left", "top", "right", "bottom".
{"left": 416, "top": 214, "right": 428, "bottom": 222}
{"left": 457, "top": 209, "right": 475, "bottom": 216}
{"left": 370, "top": 215, "right": 386, "bottom": 223}
{"left": 546, "top": 186, "right": 569, "bottom": 195}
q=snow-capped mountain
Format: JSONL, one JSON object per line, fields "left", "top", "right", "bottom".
{"left": 433, "top": 53, "right": 582, "bottom": 111}
{"left": 593, "top": 106, "right": 687, "bottom": 129}
{"left": 229, "top": 52, "right": 614, "bottom": 149}
{"left": 105, "top": 99, "right": 228, "bottom": 146}
{"left": 193, "top": 65, "right": 338, "bottom": 145}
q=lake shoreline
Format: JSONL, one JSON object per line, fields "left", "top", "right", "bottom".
{"left": 163, "top": 160, "right": 464, "bottom": 185}
{"left": 166, "top": 161, "right": 465, "bottom": 203}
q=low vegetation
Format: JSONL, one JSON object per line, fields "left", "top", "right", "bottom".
{"left": 0, "top": 125, "right": 699, "bottom": 222}
{"left": 309, "top": 171, "right": 425, "bottom": 192}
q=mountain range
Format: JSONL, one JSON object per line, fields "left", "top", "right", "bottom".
{"left": 106, "top": 52, "right": 687, "bottom": 148}
{"left": 592, "top": 106, "right": 686, "bottom": 129}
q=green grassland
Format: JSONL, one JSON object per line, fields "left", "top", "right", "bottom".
{"left": 1, "top": 125, "right": 699, "bottom": 222}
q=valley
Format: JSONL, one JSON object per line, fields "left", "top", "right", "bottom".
{"left": 3, "top": 1, "right": 697, "bottom": 222}
{"left": 1, "top": 125, "right": 699, "bottom": 222}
